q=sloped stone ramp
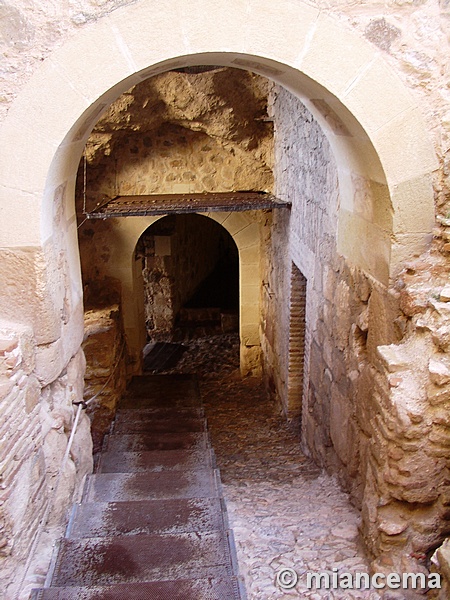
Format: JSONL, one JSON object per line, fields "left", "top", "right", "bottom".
{"left": 31, "top": 374, "right": 246, "bottom": 600}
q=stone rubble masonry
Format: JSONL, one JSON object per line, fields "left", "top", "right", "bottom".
{"left": 78, "top": 69, "right": 273, "bottom": 209}
{"left": 82, "top": 303, "right": 127, "bottom": 453}
{"left": 0, "top": 320, "right": 92, "bottom": 597}
{"left": 262, "top": 82, "right": 450, "bottom": 578}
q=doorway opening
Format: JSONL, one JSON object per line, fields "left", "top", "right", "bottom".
{"left": 135, "top": 213, "right": 240, "bottom": 370}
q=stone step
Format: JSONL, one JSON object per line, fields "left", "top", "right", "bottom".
{"left": 47, "top": 531, "right": 238, "bottom": 587}
{"left": 122, "top": 374, "right": 200, "bottom": 406}
{"left": 114, "top": 406, "right": 205, "bottom": 421}
{"left": 31, "top": 373, "right": 245, "bottom": 600}
{"left": 111, "top": 415, "right": 207, "bottom": 435}
{"left": 104, "top": 431, "right": 210, "bottom": 452}
{"left": 66, "top": 497, "right": 228, "bottom": 539}
{"left": 31, "top": 576, "right": 246, "bottom": 600}
{"left": 143, "top": 341, "right": 187, "bottom": 372}
{"left": 82, "top": 469, "right": 222, "bottom": 503}
{"left": 96, "top": 447, "right": 215, "bottom": 473}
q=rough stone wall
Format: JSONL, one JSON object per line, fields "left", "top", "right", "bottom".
{"left": 0, "top": 320, "right": 92, "bottom": 598}
{"left": 363, "top": 251, "right": 450, "bottom": 574}
{"left": 0, "top": 181, "right": 92, "bottom": 595}
{"left": 266, "top": 83, "right": 450, "bottom": 574}
{"left": 79, "top": 68, "right": 273, "bottom": 211}
{"left": 262, "top": 84, "right": 339, "bottom": 420}
{"left": 83, "top": 303, "right": 127, "bottom": 453}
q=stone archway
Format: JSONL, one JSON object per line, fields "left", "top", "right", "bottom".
{"left": 0, "top": 0, "right": 440, "bottom": 587}
{"left": 0, "top": 0, "right": 436, "bottom": 374}
{"left": 92, "top": 210, "right": 263, "bottom": 376}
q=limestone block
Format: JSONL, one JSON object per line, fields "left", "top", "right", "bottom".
{"left": 330, "top": 386, "right": 353, "bottom": 466}
{"left": 343, "top": 57, "right": 415, "bottom": 134}
{"left": 240, "top": 323, "right": 260, "bottom": 347}
{"left": 331, "top": 132, "right": 386, "bottom": 184}
{"left": 108, "top": 3, "right": 188, "bottom": 79}
{"left": 432, "top": 326, "right": 450, "bottom": 352}
{"left": 0, "top": 60, "right": 90, "bottom": 180}
{"left": 374, "top": 352, "right": 403, "bottom": 386}
{"left": 34, "top": 339, "right": 67, "bottom": 386}
{"left": 372, "top": 108, "right": 438, "bottom": 186}
{"left": 241, "top": 263, "right": 261, "bottom": 286}
{"left": 390, "top": 175, "right": 435, "bottom": 235}
{"left": 0, "top": 245, "right": 78, "bottom": 348}
{"left": 241, "top": 284, "right": 260, "bottom": 307}
{"left": 234, "top": 224, "right": 261, "bottom": 250}
{"left": 337, "top": 209, "right": 390, "bottom": 285}
{"left": 0, "top": 125, "right": 58, "bottom": 201}
{"left": 178, "top": 0, "right": 248, "bottom": 56}
{"left": 390, "top": 232, "right": 434, "bottom": 279}
{"left": 50, "top": 20, "right": 137, "bottom": 106}
{"left": 429, "top": 358, "right": 450, "bottom": 386}
{"left": 240, "top": 344, "right": 262, "bottom": 377}
{"left": 240, "top": 244, "right": 260, "bottom": 266}
{"left": 0, "top": 188, "right": 41, "bottom": 247}
{"left": 301, "top": 13, "right": 375, "bottom": 97}
{"left": 222, "top": 213, "right": 253, "bottom": 237}
{"left": 243, "top": 0, "right": 319, "bottom": 67}
{"left": 241, "top": 303, "right": 259, "bottom": 325}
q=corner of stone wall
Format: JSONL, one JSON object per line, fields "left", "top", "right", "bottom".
{"left": 0, "top": 319, "right": 93, "bottom": 598}
{"left": 359, "top": 247, "right": 450, "bottom": 574}
{"left": 430, "top": 540, "right": 450, "bottom": 599}
{"left": 83, "top": 302, "right": 128, "bottom": 453}
{"left": 240, "top": 344, "right": 263, "bottom": 378}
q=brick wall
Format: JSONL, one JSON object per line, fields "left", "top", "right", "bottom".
{"left": 286, "top": 264, "right": 307, "bottom": 422}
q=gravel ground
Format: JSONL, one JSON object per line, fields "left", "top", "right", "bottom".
{"left": 165, "top": 334, "right": 381, "bottom": 600}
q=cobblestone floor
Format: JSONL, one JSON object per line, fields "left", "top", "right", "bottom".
{"left": 166, "top": 333, "right": 382, "bottom": 600}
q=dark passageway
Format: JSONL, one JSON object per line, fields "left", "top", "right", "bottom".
{"left": 137, "top": 214, "right": 239, "bottom": 344}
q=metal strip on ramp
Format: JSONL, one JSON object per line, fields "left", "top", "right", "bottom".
{"left": 31, "top": 576, "right": 247, "bottom": 599}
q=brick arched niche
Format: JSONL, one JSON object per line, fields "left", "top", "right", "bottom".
{"left": 99, "top": 212, "right": 262, "bottom": 375}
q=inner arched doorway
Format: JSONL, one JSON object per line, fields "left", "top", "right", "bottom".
{"left": 136, "top": 213, "right": 239, "bottom": 346}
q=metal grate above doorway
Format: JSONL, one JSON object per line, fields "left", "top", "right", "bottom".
{"left": 84, "top": 191, "right": 291, "bottom": 219}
